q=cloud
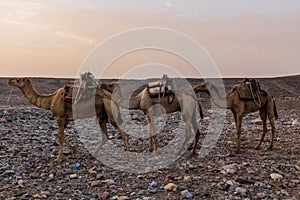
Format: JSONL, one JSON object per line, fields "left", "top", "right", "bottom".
{"left": 54, "top": 31, "right": 94, "bottom": 44}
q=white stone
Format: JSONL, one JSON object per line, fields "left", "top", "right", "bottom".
{"left": 235, "top": 187, "right": 247, "bottom": 196}
{"left": 251, "top": 118, "right": 262, "bottom": 125}
{"left": 69, "top": 174, "right": 78, "bottom": 179}
{"left": 270, "top": 173, "right": 283, "bottom": 181}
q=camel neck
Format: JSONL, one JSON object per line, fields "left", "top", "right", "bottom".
{"left": 112, "top": 88, "right": 141, "bottom": 110}
{"left": 21, "top": 84, "right": 55, "bottom": 110}
{"left": 208, "top": 85, "right": 229, "bottom": 109}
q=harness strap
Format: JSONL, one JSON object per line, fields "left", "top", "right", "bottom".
{"left": 248, "top": 83, "right": 262, "bottom": 108}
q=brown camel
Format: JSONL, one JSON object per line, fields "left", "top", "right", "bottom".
{"left": 102, "top": 80, "right": 204, "bottom": 155}
{"left": 8, "top": 78, "right": 129, "bottom": 162}
{"left": 194, "top": 81, "right": 278, "bottom": 153}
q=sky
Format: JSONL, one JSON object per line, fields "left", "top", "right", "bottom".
{"left": 0, "top": 0, "right": 300, "bottom": 78}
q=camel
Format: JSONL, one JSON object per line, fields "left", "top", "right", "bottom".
{"left": 102, "top": 79, "right": 204, "bottom": 155}
{"left": 194, "top": 81, "right": 278, "bottom": 153}
{"left": 8, "top": 77, "right": 129, "bottom": 162}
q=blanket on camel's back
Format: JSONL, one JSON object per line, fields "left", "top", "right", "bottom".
{"left": 147, "top": 74, "right": 173, "bottom": 98}
{"left": 233, "top": 79, "right": 267, "bottom": 101}
{"left": 62, "top": 81, "right": 99, "bottom": 120}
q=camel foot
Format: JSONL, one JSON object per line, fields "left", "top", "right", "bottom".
{"left": 54, "top": 157, "right": 62, "bottom": 163}
{"left": 148, "top": 148, "right": 154, "bottom": 153}
{"left": 268, "top": 145, "right": 273, "bottom": 150}
{"left": 235, "top": 150, "right": 241, "bottom": 154}
{"left": 187, "top": 143, "right": 194, "bottom": 150}
{"left": 189, "top": 151, "right": 198, "bottom": 158}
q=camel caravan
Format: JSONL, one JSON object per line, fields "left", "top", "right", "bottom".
{"left": 8, "top": 73, "right": 278, "bottom": 162}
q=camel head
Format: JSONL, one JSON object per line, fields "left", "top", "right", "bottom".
{"left": 8, "top": 78, "right": 31, "bottom": 88}
{"left": 100, "top": 82, "right": 118, "bottom": 93}
{"left": 194, "top": 82, "right": 210, "bottom": 94}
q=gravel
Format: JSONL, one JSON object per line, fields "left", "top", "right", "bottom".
{"left": 0, "top": 77, "right": 299, "bottom": 199}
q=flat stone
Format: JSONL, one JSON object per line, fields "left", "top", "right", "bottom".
{"left": 270, "top": 173, "right": 283, "bottom": 181}
{"left": 181, "top": 190, "right": 193, "bottom": 198}
{"left": 98, "top": 191, "right": 109, "bottom": 199}
{"left": 3, "top": 169, "right": 15, "bottom": 175}
{"left": 222, "top": 163, "right": 238, "bottom": 174}
{"left": 235, "top": 187, "right": 247, "bottom": 196}
{"left": 91, "top": 180, "right": 100, "bottom": 187}
{"left": 118, "top": 196, "right": 129, "bottom": 200}
{"left": 257, "top": 192, "right": 266, "bottom": 199}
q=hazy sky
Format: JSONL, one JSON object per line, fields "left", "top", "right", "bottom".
{"left": 0, "top": 0, "right": 299, "bottom": 78}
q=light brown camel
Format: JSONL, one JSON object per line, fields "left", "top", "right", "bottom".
{"left": 8, "top": 78, "right": 129, "bottom": 162}
{"left": 102, "top": 80, "right": 204, "bottom": 155}
{"left": 194, "top": 81, "right": 278, "bottom": 153}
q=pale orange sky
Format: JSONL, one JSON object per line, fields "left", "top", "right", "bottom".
{"left": 0, "top": 0, "right": 300, "bottom": 78}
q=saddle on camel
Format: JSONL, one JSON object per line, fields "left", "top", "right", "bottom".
{"left": 147, "top": 74, "right": 175, "bottom": 104}
{"left": 232, "top": 78, "right": 266, "bottom": 108}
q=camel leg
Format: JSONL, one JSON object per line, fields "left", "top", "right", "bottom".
{"left": 198, "top": 99, "right": 204, "bottom": 120}
{"left": 181, "top": 113, "right": 192, "bottom": 154}
{"left": 232, "top": 112, "right": 239, "bottom": 152}
{"left": 94, "top": 117, "right": 108, "bottom": 156}
{"left": 55, "top": 118, "right": 74, "bottom": 162}
{"left": 267, "top": 98, "right": 276, "bottom": 150}
{"left": 146, "top": 113, "right": 156, "bottom": 153}
{"left": 256, "top": 111, "right": 267, "bottom": 150}
{"left": 189, "top": 109, "right": 200, "bottom": 156}
{"left": 235, "top": 114, "right": 243, "bottom": 153}
{"left": 267, "top": 114, "right": 276, "bottom": 150}
{"left": 110, "top": 119, "right": 130, "bottom": 158}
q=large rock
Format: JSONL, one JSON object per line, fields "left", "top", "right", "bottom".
{"left": 164, "top": 183, "right": 177, "bottom": 192}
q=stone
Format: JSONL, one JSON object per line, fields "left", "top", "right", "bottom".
{"left": 270, "top": 173, "right": 283, "bottom": 181}
{"left": 164, "top": 183, "right": 177, "bottom": 192}
{"left": 70, "top": 174, "right": 78, "bottom": 179}
{"left": 104, "top": 179, "right": 115, "bottom": 185}
{"left": 3, "top": 169, "right": 15, "bottom": 175}
{"left": 17, "top": 179, "right": 24, "bottom": 186}
{"left": 222, "top": 163, "right": 238, "bottom": 174}
{"left": 118, "top": 196, "right": 129, "bottom": 200}
{"left": 292, "top": 119, "right": 300, "bottom": 126}
{"left": 181, "top": 190, "right": 193, "bottom": 198}
{"left": 149, "top": 189, "right": 157, "bottom": 194}
{"left": 257, "top": 192, "right": 266, "bottom": 199}
{"left": 184, "top": 176, "right": 191, "bottom": 182}
{"left": 48, "top": 173, "right": 54, "bottom": 179}
{"left": 295, "top": 164, "right": 300, "bottom": 171}
{"left": 251, "top": 118, "right": 262, "bottom": 125}
{"left": 89, "top": 167, "right": 97, "bottom": 174}
{"left": 148, "top": 180, "right": 157, "bottom": 187}
{"left": 29, "top": 172, "right": 40, "bottom": 179}
{"left": 0, "top": 117, "right": 7, "bottom": 123}
{"left": 91, "top": 180, "right": 100, "bottom": 187}
{"left": 235, "top": 187, "right": 247, "bottom": 196}
{"left": 98, "top": 191, "right": 109, "bottom": 199}
{"left": 202, "top": 117, "right": 211, "bottom": 121}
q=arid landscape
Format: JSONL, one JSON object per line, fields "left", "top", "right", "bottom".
{"left": 0, "top": 75, "right": 299, "bottom": 199}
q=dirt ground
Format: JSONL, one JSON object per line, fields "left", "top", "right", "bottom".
{"left": 0, "top": 76, "right": 299, "bottom": 199}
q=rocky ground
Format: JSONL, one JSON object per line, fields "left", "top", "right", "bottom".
{"left": 0, "top": 76, "right": 299, "bottom": 199}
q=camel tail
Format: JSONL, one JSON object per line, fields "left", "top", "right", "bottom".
{"left": 273, "top": 100, "right": 278, "bottom": 120}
